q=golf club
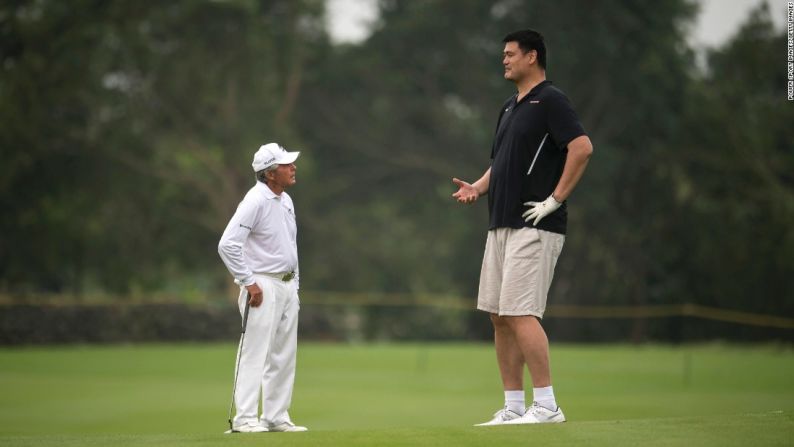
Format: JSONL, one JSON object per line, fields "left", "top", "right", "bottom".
{"left": 226, "top": 293, "right": 251, "bottom": 433}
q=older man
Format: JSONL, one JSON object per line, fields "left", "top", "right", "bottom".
{"left": 218, "top": 142, "right": 307, "bottom": 433}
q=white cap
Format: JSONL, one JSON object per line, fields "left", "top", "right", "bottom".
{"left": 252, "top": 143, "right": 300, "bottom": 172}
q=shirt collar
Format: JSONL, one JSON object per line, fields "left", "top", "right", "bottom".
{"left": 513, "top": 80, "right": 552, "bottom": 106}
{"left": 531, "top": 79, "right": 552, "bottom": 93}
{"left": 255, "top": 181, "right": 280, "bottom": 200}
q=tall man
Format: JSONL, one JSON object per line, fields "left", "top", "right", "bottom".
{"left": 218, "top": 142, "right": 308, "bottom": 433}
{"left": 452, "top": 30, "right": 593, "bottom": 425}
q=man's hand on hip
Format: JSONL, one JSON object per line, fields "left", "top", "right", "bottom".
{"left": 245, "top": 283, "right": 263, "bottom": 307}
{"left": 523, "top": 194, "right": 562, "bottom": 226}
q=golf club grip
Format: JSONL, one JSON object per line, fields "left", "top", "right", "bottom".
{"left": 241, "top": 293, "right": 251, "bottom": 333}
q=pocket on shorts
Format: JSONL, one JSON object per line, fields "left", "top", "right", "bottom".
{"left": 538, "top": 230, "right": 565, "bottom": 259}
{"left": 508, "top": 227, "right": 542, "bottom": 260}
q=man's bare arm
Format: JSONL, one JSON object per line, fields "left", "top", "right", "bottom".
{"left": 552, "top": 135, "right": 593, "bottom": 202}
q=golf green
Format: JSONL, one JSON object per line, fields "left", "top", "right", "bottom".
{"left": 0, "top": 343, "right": 792, "bottom": 446}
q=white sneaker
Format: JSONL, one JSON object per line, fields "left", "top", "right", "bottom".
{"left": 504, "top": 402, "right": 566, "bottom": 424}
{"left": 268, "top": 421, "right": 308, "bottom": 432}
{"left": 225, "top": 423, "right": 269, "bottom": 433}
{"left": 474, "top": 406, "right": 524, "bottom": 426}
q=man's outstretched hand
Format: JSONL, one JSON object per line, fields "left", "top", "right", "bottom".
{"left": 452, "top": 178, "right": 479, "bottom": 204}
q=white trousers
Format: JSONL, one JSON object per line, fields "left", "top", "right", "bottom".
{"left": 232, "top": 274, "right": 300, "bottom": 428}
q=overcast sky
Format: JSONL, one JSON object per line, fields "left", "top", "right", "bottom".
{"left": 325, "top": 0, "right": 788, "bottom": 47}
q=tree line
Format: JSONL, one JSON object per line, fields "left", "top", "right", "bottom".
{"left": 1, "top": 1, "right": 792, "bottom": 335}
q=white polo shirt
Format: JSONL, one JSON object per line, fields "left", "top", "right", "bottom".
{"left": 218, "top": 181, "right": 298, "bottom": 287}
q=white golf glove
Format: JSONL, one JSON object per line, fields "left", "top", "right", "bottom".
{"left": 522, "top": 194, "right": 562, "bottom": 226}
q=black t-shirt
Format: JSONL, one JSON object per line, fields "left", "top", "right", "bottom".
{"left": 488, "top": 80, "right": 586, "bottom": 234}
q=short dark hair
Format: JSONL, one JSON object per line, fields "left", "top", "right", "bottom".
{"left": 502, "top": 29, "right": 546, "bottom": 69}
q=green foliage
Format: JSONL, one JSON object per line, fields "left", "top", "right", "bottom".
{"left": 671, "top": 3, "right": 794, "bottom": 316}
{"left": 1, "top": 1, "right": 791, "bottom": 341}
{"left": 0, "top": 0, "right": 325, "bottom": 294}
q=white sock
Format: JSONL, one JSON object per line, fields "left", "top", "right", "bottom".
{"left": 533, "top": 386, "right": 558, "bottom": 411}
{"left": 504, "top": 390, "right": 526, "bottom": 415}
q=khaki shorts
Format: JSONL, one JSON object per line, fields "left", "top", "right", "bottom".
{"left": 477, "top": 227, "right": 565, "bottom": 317}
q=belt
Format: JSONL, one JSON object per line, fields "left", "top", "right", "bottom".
{"left": 255, "top": 271, "right": 296, "bottom": 282}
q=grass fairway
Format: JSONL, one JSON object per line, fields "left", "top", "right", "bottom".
{"left": 0, "top": 343, "right": 792, "bottom": 446}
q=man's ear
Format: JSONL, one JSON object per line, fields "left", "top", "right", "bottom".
{"left": 528, "top": 49, "right": 538, "bottom": 64}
